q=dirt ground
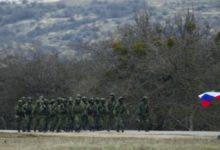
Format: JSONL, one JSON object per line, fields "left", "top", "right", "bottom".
{"left": 0, "top": 130, "right": 220, "bottom": 150}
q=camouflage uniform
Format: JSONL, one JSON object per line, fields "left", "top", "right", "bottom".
{"left": 23, "top": 97, "right": 33, "bottom": 132}
{"left": 15, "top": 99, "right": 25, "bottom": 132}
{"left": 94, "top": 97, "right": 102, "bottom": 130}
{"left": 106, "top": 93, "right": 117, "bottom": 131}
{"left": 114, "top": 97, "right": 129, "bottom": 132}
{"left": 39, "top": 97, "right": 50, "bottom": 132}
{"left": 48, "top": 99, "right": 57, "bottom": 132}
{"left": 32, "top": 98, "right": 42, "bottom": 132}
{"left": 72, "top": 96, "right": 84, "bottom": 132}
{"left": 56, "top": 97, "right": 66, "bottom": 132}
{"left": 137, "top": 96, "right": 150, "bottom": 131}
{"left": 81, "top": 96, "right": 89, "bottom": 130}
{"left": 97, "top": 98, "right": 107, "bottom": 130}
{"left": 66, "top": 97, "right": 74, "bottom": 131}
{"left": 87, "top": 98, "right": 96, "bottom": 131}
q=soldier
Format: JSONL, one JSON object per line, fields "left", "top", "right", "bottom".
{"left": 114, "top": 97, "right": 129, "bottom": 132}
{"left": 32, "top": 97, "right": 42, "bottom": 132}
{"left": 23, "top": 97, "right": 33, "bottom": 132}
{"left": 42, "top": 98, "right": 50, "bottom": 132}
{"left": 65, "top": 97, "right": 74, "bottom": 131}
{"left": 72, "top": 96, "right": 84, "bottom": 132}
{"left": 15, "top": 99, "right": 25, "bottom": 132}
{"left": 98, "top": 98, "right": 107, "bottom": 130}
{"left": 56, "top": 97, "right": 66, "bottom": 132}
{"left": 87, "top": 97, "right": 96, "bottom": 131}
{"left": 106, "top": 93, "right": 117, "bottom": 131}
{"left": 137, "top": 96, "right": 150, "bottom": 131}
{"left": 48, "top": 99, "right": 56, "bottom": 132}
{"left": 68, "top": 97, "right": 75, "bottom": 131}
{"left": 81, "top": 96, "right": 89, "bottom": 130}
{"left": 62, "top": 98, "right": 69, "bottom": 131}
{"left": 38, "top": 96, "right": 49, "bottom": 132}
{"left": 94, "top": 97, "right": 102, "bottom": 130}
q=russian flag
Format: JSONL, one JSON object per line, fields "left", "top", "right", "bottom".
{"left": 198, "top": 92, "right": 220, "bottom": 107}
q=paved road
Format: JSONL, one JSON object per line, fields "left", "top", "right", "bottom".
{"left": 0, "top": 130, "right": 220, "bottom": 138}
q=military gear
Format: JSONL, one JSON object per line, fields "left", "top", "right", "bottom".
{"left": 106, "top": 94, "right": 117, "bottom": 131}
{"left": 15, "top": 100, "right": 25, "bottom": 132}
{"left": 114, "top": 97, "right": 129, "bottom": 132}
{"left": 87, "top": 98, "right": 97, "bottom": 131}
{"left": 23, "top": 98, "right": 33, "bottom": 132}
{"left": 72, "top": 98, "right": 84, "bottom": 132}
{"left": 81, "top": 96, "right": 89, "bottom": 130}
{"left": 137, "top": 96, "right": 150, "bottom": 131}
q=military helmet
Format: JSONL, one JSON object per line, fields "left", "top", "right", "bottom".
{"left": 21, "top": 96, "right": 26, "bottom": 99}
{"left": 142, "top": 96, "right": 148, "bottom": 101}
{"left": 50, "top": 99, "right": 55, "bottom": 104}
{"left": 142, "top": 96, "right": 148, "bottom": 103}
{"left": 76, "top": 94, "right": 81, "bottom": 98}
{"left": 89, "top": 97, "right": 94, "bottom": 104}
{"left": 119, "top": 96, "right": 124, "bottom": 99}
{"left": 118, "top": 96, "right": 124, "bottom": 102}
{"left": 110, "top": 93, "right": 115, "bottom": 96}
{"left": 143, "top": 96, "right": 148, "bottom": 99}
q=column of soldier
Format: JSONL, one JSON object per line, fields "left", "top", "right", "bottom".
{"left": 15, "top": 93, "right": 150, "bottom": 133}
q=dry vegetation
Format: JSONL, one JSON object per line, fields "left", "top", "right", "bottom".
{"left": 0, "top": 132, "right": 220, "bottom": 150}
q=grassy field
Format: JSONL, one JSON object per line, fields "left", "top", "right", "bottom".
{"left": 0, "top": 131, "right": 220, "bottom": 150}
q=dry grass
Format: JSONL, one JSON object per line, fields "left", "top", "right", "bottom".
{"left": 0, "top": 131, "right": 220, "bottom": 150}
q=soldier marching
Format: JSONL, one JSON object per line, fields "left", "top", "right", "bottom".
{"left": 15, "top": 94, "right": 150, "bottom": 132}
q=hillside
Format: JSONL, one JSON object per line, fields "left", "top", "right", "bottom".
{"left": 0, "top": 0, "right": 219, "bottom": 57}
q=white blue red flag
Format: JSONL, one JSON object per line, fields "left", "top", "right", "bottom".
{"left": 199, "top": 92, "right": 220, "bottom": 107}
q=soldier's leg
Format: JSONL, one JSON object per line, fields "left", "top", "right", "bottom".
{"left": 21, "top": 117, "right": 26, "bottom": 132}
{"left": 32, "top": 117, "right": 36, "bottom": 132}
{"left": 139, "top": 119, "right": 144, "bottom": 131}
{"left": 39, "top": 116, "right": 46, "bottom": 132}
{"left": 144, "top": 119, "right": 149, "bottom": 131}
{"left": 16, "top": 117, "right": 22, "bottom": 132}
{"left": 69, "top": 116, "right": 74, "bottom": 132}
{"left": 115, "top": 117, "right": 120, "bottom": 132}
{"left": 26, "top": 115, "right": 32, "bottom": 132}
{"left": 48, "top": 116, "right": 53, "bottom": 132}
{"left": 38, "top": 117, "right": 42, "bottom": 132}
{"left": 111, "top": 115, "right": 116, "bottom": 131}
{"left": 106, "top": 115, "right": 111, "bottom": 131}
{"left": 56, "top": 115, "right": 62, "bottom": 132}
{"left": 82, "top": 115, "right": 88, "bottom": 130}
{"left": 121, "top": 118, "right": 125, "bottom": 132}
{"left": 52, "top": 116, "right": 59, "bottom": 132}
{"left": 43, "top": 116, "right": 49, "bottom": 132}
{"left": 100, "top": 117, "right": 104, "bottom": 130}
{"left": 74, "top": 115, "right": 79, "bottom": 132}
{"left": 61, "top": 115, "right": 68, "bottom": 131}
{"left": 88, "top": 115, "right": 94, "bottom": 131}
{"left": 95, "top": 116, "right": 99, "bottom": 130}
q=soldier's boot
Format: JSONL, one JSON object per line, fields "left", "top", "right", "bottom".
{"left": 27, "top": 118, "right": 32, "bottom": 132}
{"left": 17, "top": 124, "right": 21, "bottom": 132}
{"left": 144, "top": 120, "right": 149, "bottom": 132}
{"left": 17, "top": 119, "right": 21, "bottom": 132}
{"left": 27, "top": 124, "right": 31, "bottom": 132}
{"left": 116, "top": 124, "right": 120, "bottom": 132}
{"left": 74, "top": 124, "right": 81, "bottom": 132}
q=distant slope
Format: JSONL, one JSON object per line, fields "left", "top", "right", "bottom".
{"left": 0, "top": 0, "right": 219, "bottom": 58}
